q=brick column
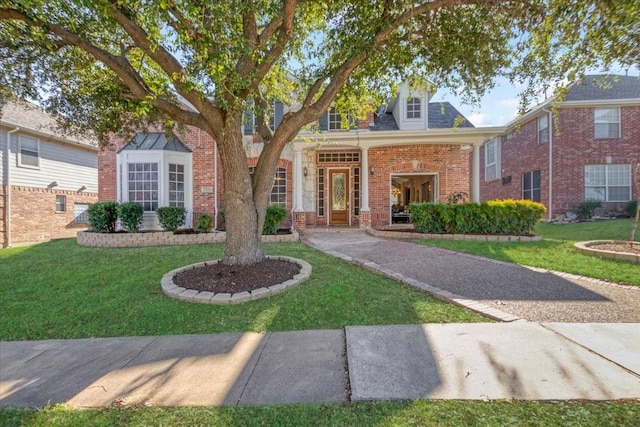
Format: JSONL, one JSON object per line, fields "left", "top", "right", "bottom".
{"left": 293, "top": 211, "right": 306, "bottom": 230}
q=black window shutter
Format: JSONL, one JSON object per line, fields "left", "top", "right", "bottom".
{"left": 319, "top": 111, "right": 328, "bottom": 131}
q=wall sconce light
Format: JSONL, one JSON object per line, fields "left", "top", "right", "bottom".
{"left": 79, "top": 185, "right": 87, "bottom": 192}
{"left": 369, "top": 166, "right": 375, "bottom": 175}
{"left": 303, "top": 167, "right": 308, "bottom": 177}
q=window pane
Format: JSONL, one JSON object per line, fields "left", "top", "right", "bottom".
{"left": 127, "top": 162, "right": 159, "bottom": 211}
{"left": 608, "top": 186, "right": 630, "bottom": 201}
{"left": 523, "top": 172, "right": 532, "bottom": 191}
{"left": 20, "top": 151, "right": 39, "bottom": 167}
{"left": 585, "top": 187, "right": 606, "bottom": 201}
{"left": 532, "top": 170, "right": 541, "bottom": 189}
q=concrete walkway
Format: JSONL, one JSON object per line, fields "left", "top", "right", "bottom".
{"left": 2, "top": 229, "right": 639, "bottom": 408}
{"left": 303, "top": 229, "right": 640, "bottom": 322}
{"left": 1, "top": 323, "right": 639, "bottom": 407}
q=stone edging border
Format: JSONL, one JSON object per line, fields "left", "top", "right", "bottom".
{"left": 161, "top": 255, "right": 312, "bottom": 304}
{"left": 574, "top": 240, "right": 639, "bottom": 264}
{"left": 367, "top": 228, "right": 542, "bottom": 242}
{"left": 77, "top": 230, "right": 299, "bottom": 248}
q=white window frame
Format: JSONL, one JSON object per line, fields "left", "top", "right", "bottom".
{"left": 18, "top": 134, "right": 40, "bottom": 169}
{"left": 484, "top": 138, "right": 500, "bottom": 181}
{"left": 538, "top": 114, "right": 549, "bottom": 144}
{"left": 55, "top": 195, "right": 66, "bottom": 212}
{"left": 249, "top": 166, "right": 287, "bottom": 206}
{"left": 253, "top": 100, "right": 276, "bottom": 131}
{"left": 406, "top": 97, "right": 421, "bottom": 120}
{"left": 522, "top": 170, "right": 541, "bottom": 202}
{"left": 117, "top": 150, "right": 193, "bottom": 230}
{"left": 328, "top": 107, "right": 342, "bottom": 130}
{"left": 594, "top": 107, "right": 620, "bottom": 139}
{"left": 584, "top": 164, "right": 631, "bottom": 202}
{"left": 127, "top": 162, "right": 160, "bottom": 212}
{"left": 168, "top": 163, "right": 186, "bottom": 208}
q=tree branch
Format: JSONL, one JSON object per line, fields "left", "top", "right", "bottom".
{"left": 0, "top": 7, "right": 204, "bottom": 128}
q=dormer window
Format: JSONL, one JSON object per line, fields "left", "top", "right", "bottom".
{"left": 328, "top": 107, "right": 342, "bottom": 130}
{"left": 406, "top": 97, "right": 421, "bottom": 119}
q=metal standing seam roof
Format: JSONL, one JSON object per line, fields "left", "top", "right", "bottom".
{"left": 120, "top": 132, "right": 192, "bottom": 152}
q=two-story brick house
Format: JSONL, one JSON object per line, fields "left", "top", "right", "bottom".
{"left": 480, "top": 75, "right": 639, "bottom": 219}
{"left": 1, "top": 100, "right": 98, "bottom": 247}
{"left": 99, "top": 83, "right": 504, "bottom": 230}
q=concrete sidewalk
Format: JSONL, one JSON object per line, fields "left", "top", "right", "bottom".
{"left": 1, "top": 323, "right": 639, "bottom": 408}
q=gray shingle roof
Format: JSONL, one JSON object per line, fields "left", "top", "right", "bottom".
{"left": 121, "top": 132, "right": 191, "bottom": 152}
{"left": 428, "top": 102, "right": 474, "bottom": 128}
{"left": 371, "top": 102, "right": 474, "bottom": 131}
{"left": 565, "top": 75, "right": 640, "bottom": 101}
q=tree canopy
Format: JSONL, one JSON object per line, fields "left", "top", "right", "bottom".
{"left": 1, "top": 0, "right": 638, "bottom": 264}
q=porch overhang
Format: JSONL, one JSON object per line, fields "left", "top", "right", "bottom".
{"left": 292, "top": 126, "right": 506, "bottom": 151}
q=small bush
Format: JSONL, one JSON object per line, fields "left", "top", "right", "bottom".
{"left": 626, "top": 200, "right": 638, "bottom": 218}
{"left": 410, "top": 199, "right": 546, "bottom": 235}
{"left": 88, "top": 201, "right": 119, "bottom": 233}
{"left": 116, "top": 201, "right": 143, "bottom": 232}
{"left": 156, "top": 206, "right": 186, "bottom": 232}
{"left": 263, "top": 204, "right": 287, "bottom": 235}
{"left": 576, "top": 199, "right": 602, "bottom": 221}
{"left": 196, "top": 214, "right": 213, "bottom": 233}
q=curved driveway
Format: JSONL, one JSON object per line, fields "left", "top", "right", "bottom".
{"left": 303, "top": 230, "right": 640, "bottom": 322}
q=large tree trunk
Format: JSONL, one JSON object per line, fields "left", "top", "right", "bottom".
{"left": 217, "top": 119, "right": 265, "bottom": 266}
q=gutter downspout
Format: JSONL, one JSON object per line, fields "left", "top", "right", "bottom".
{"left": 5, "top": 127, "right": 20, "bottom": 247}
{"left": 542, "top": 108, "right": 553, "bottom": 220}
{"left": 213, "top": 137, "right": 219, "bottom": 230}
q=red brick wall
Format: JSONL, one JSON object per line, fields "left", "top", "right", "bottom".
{"left": 369, "top": 144, "right": 471, "bottom": 227}
{"left": 481, "top": 105, "right": 639, "bottom": 218}
{"left": 9, "top": 186, "right": 97, "bottom": 245}
{"left": 480, "top": 116, "right": 550, "bottom": 209}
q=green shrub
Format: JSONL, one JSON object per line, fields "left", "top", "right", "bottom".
{"left": 626, "top": 200, "right": 638, "bottom": 218}
{"left": 196, "top": 214, "right": 213, "bottom": 233}
{"left": 156, "top": 206, "right": 186, "bottom": 231}
{"left": 576, "top": 199, "right": 602, "bottom": 221}
{"left": 263, "top": 204, "right": 287, "bottom": 235}
{"left": 87, "top": 201, "right": 119, "bottom": 233}
{"left": 116, "top": 201, "right": 143, "bottom": 232}
{"left": 410, "top": 199, "right": 546, "bottom": 235}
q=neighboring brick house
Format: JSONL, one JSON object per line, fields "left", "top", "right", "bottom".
{"left": 0, "top": 100, "right": 99, "bottom": 247}
{"left": 99, "top": 83, "right": 503, "bottom": 230}
{"left": 480, "top": 75, "right": 639, "bottom": 219}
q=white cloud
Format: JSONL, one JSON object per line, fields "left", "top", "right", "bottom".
{"left": 468, "top": 112, "right": 505, "bottom": 127}
{"left": 495, "top": 98, "right": 520, "bottom": 108}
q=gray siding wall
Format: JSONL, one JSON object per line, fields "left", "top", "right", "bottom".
{"left": 1, "top": 128, "right": 97, "bottom": 192}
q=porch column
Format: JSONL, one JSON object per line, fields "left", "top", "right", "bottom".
{"left": 360, "top": 147, "right": 370, "bottom": 211}
{"left": 359, "top": 147, "right": 371, "bottom": 228}
{"left": 292, "top": 146, "right": 306, "bottom": 230}
{"left": 471, "top": 144, "right": 480, "bottom": 203}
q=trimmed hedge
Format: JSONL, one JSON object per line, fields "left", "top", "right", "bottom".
{"left": 410, "top": 199, "right": 546, "bottom": 235}
{"left": 263, "top": 204, "right": 287, "bottom": 235}
{"left": 156, "top": 206, "right": 187, "bottom": 231}
{"left": 88, "top": 201, "right": 119, "bottom": 233}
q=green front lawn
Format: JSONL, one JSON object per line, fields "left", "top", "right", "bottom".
{"left": 0, "top": 239, "right": 487, "bottom": 341}
{"left": 3, "top": 401, "right": 639, "bottom": 427}
{"left": 415, "top": 219, "right": 640, "bottom": 286}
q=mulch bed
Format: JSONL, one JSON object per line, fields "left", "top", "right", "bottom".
{"left": 590, "top": 242, "right": 640, "bottom": 255}
{"left": 173, "top": 259, "right": 301, "bottom": 294}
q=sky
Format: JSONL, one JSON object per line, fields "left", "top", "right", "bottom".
{"left": 430, "top": 67, "right": 640, "bottom": 128}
